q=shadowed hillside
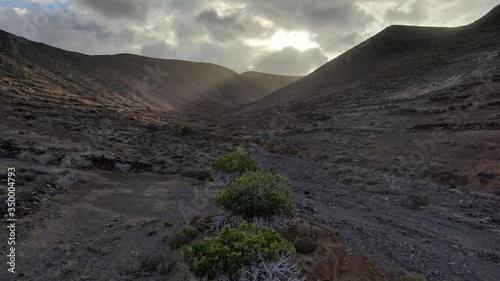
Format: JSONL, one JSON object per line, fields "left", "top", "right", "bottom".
{"left": 0, "top": 30, "right": 299, "bottom": 118}
{"left": 244, "top": 5, "right": 500, "bottom": 111}
{"left": 237, "top": 4, "right": 500, "bottom": 193}
{"left": 241, "top": 71, "right": 303, "bottom": 98}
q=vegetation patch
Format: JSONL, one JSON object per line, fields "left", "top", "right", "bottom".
{"left": 211, "top": 149, "right": 259, "bottom": 173}
{"left": 395, "top": 272, "right": 427, "bottom": 281}
{"left": 174, "top": 122, "right": 193, "bottom": 135}
{"left": 215, "top": 170, "right": 294, "bottom": 219}
{"left": 182, "top": 221, "right": 295, "bottom": 280}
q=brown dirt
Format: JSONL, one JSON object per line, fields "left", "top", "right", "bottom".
{"left": 283, "top": 221, "right": 395, "bottom": 281}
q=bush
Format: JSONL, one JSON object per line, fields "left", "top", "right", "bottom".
{"left": 55, "top": 170, "right": 87, "bottom": 190}
{"left": 61, "top": 153, "right": 91, "bottom": 168}
{"left": 396, "top": 272, "right": 426, "bottom": 281}
{"left": 174, "top": 123, "right": 193, "bottom": 135}
{"left": 215, "top": 171, "right": 294, "bottom": 219}
{"left": 114, "top": 162, "right": 131, "bottom": 172}
{"left": 211, "top": 149, "right": 259, "bottom": 173}
{"left": 37, "top": 153, "right": 55, "bottom": 165}
{"left": 17, "top": 151, "right": 36, "bottom": 162}
{"left": 182, "top": 221, "right": 294, "bottom": 280}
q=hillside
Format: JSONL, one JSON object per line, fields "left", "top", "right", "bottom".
{"left": 0, "top": 30, "right": 300, "bottom": 120}
{"left": 240, "top": 71, "right": 303, "bottom": 98}
{"left": 244, "top": 5, "right": 500, "bottom": 110}
{"left": 236, "top": 4, "right": 500, "bottom": 193}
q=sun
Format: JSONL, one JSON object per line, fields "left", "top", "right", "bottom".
{"left": 268, "top": 29, "right": 318, "bottom": 51}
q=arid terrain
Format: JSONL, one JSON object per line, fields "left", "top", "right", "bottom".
{"left": 1, "top": 4, "right": 500, "bottom": 281}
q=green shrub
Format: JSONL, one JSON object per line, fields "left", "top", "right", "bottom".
{"left": 211, "top": 149, "right": 259, "bottom": 173}
{"left": 174, "top": 123, "right": 193, "bottom": 134}
{"left": 396, "top": 272, "right": 426, "bottom": 281}
{"left": 181, "top": 221, "right": 294, "bottom": 280}
{"left": 215, "top": 170, "right": 294, "bottom": 219}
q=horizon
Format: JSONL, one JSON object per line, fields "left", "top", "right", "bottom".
{"left": 0, "top": 0, "right": 498, "bottom": 75}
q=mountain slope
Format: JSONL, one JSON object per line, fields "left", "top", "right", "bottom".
{"left": 0, "top": 29, "right": 299, "bottom": 118}
{"left": 244, "top": 4, "right": 500, "bottom": 111}
{"left": 240, "top": 71, "right": 303, "bottom": 98}
{"left": 234, "top": 5, "right": 500, "bottom": 193}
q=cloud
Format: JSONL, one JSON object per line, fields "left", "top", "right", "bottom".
{"left": 0, "top": 7, "right": 25, "bottom": 35}
{"left": 382, "top": 0, "right": 499, "bottom": 27}
{"left": 196, "top": 8, "right": 245, "bottom": 42}
{"left": 196, "top": 8, "right": 273, "bottom": 42}
{"left": 251, "top": 47, "right": 329, "bottom": 75}
{"left": 76, "top": 0, "right": 159, "bottom": 21}
{"left": 384, "top": 1, "right": 431, "bottom": 25}
{"left": 229, "top": 0, "right": 376, "bottom": 55}
{"left": 0, "top": 0, "right": 498, "bottom": 75}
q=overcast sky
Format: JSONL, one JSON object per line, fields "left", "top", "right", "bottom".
{"left": 0, "top": 0, "right": 498, "bottom": 75}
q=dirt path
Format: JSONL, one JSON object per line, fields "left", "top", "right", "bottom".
{"left": 5, "top": 170, "right": 217, "bottom": 281}
{"left": 251, "top": 146, "right": 500, "bottom": 281}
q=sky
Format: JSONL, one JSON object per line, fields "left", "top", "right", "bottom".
{"left": 0, "top": 0, "right": 498, "bottom": 75}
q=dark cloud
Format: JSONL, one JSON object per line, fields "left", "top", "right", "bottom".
{"left": 71, "top": 19, "right": 111, "bottom": 41}
{"left": 231, "top": 0, "right": 374, "bottom": 55}
{"left": 196, "top": 8, "right": 272, "bottom": 42}
{"left": 0, "top": 5, "right": 140, "bottom": 56}
{"left": 76, "top": 0, "right": 158, "bottom": 21}
{"left": 298, "top": 1, "right": 374, "bottom": 31}
{"left": 1, "top": 1, "right": 498, "bottom": 75}
{"left": 197, "top": 8, "right": 245, "bottom": 42}
{"left": 233, "top": 0, "right": 373, "bottom": 31}
{"left": 174, "top": 21, "right": 204, "bottom": 44}
{"left": 251, "top": 47, "right": 329, "bottom": 75}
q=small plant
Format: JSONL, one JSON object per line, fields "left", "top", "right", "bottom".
{"left": 211, "top": 149, "right": 259, "bottom": 173}
{"left": 182, "top": 221, "right": 295, "bottom": 280}
{"left": 60, "top": 153, "right": 91, "bottom": 168}
{"left": 55, "top": 169, "right": 88, "bottom": 190}
{"left": 396, "top": 272, "right": 426, "bottom": 281}
{"left": 17, "top": 151, "right": 36, "bottom": 162}
{"left": 215, "top": 170, "right": 294, "bottom": 219}
{"left": 174, "top": 123, "right": 193, "bottom": 135}
{"left": 114, "top": 162, "right": 131, "bottom": 172}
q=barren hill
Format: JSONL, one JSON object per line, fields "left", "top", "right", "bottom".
{"left": 237, "top": 4, "right": 500, "bottom": 193}
{"left": 240, "top": 71, "right": 303, "bottom": 98}
{"left": 244, "top": 5, "right": 500, "bottom": 111}
{"left": 0, "top": 30, "right": 299, "bottom": 119}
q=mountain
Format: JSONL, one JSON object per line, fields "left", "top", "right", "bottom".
{"left": 244, "top": 5, "right": 500, "bottom": 111}
{"left": 0, "top": 30, "right": 299, "bottom": 118}
{"left": 240, "top": 71, "right": 303, "bottom": 98}
{"left": 236, "top": 4, "right": 500, "bottom": 193}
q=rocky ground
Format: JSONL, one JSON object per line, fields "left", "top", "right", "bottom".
{"left": 1, "top": 98, "right": 499, "bottom": 280}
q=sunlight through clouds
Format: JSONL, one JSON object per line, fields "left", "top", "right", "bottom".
{"left": 0, "top": 0, "right": 498, "bottom": 74}
{"left": 268, "top": 30, "right": 318, "bottom": 51}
